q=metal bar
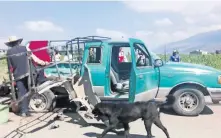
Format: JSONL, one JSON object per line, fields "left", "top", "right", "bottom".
{"left": 0, "top": 45, "right": 62, "bottom": 60}
{"left": 51, "top": 42, "right": 61, "bottom": 79}
{"left": 36, "top": 61, "right": 58, "bottom": 72}
{"left": 6, "top": 57, "right": 16, "bottom": 101}
{"left": 66, "top": 43, "right": 73, "bottom": 76}
{"left": 27, "top": 56, "right": 34, "bottom": 90}
{"left": 35, "top": 61, "right": 79, "bottom": 72}
{"left": 47, "top": 40, "right": 69, "bottom": 42}
{"left": 25, "top": 40, "right": 69, "bottom": 45}
{"left": 0, "top": 40, "right": 73, "bottom": 104}
{"left": 25, "top": 37, "right": 103, "bottom": 46}
{"left": 71, "top": 40, "right": 73, "bottom": 61}
{"left": 1, "top": 36, "right": 111, "bottom": 89}
{"left": 66, "top": 36, "right": 111, "bottom": 45}
{"left": 77, "top": 38, "right": 80, "bottom": 62}
{"left": 66, "top": 39, "right": 105, "bottom": 46}
{"left": 70, "top": 42, "right": 73, "bottom": 75}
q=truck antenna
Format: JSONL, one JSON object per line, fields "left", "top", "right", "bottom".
{"left": 164, "top": 45, "right": 167, "bottom": 62}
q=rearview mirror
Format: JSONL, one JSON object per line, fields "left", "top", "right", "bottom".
{"left": 154, "top": 59, "right": 163, "bottom": 67}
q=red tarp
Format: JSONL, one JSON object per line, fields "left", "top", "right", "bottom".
{"left": 28, "top": 41, "right": 51, "bottom": 64}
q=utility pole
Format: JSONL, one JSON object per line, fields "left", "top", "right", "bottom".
{"left": 164, "top": 45, "right": 167, "bottom": 62}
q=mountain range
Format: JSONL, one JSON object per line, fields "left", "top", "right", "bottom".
{"left": 153, "top": 29, "right": 221, "bottom": 54}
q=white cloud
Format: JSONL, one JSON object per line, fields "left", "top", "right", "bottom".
{"left": 123, "top": 1, "right": 221, "bottom": 25}
{"left": 96, "top": 16, "right": 221, "bottom": 47}
{"left": 184, "top": 17, "right": 195, "bottom": 24}
{"left": 154, "top": 18, "right": 173, "bottom": 26}
{"left": 135, "top": 31, "right": 153, "bottom": 37}
{"left": 96, "top": 28, "right": 128, "bottom": 40}
{"left": 135, "top": 31, "right": 154, "bottom": 45}
{"left": 0, "top": 36, "right": 30, "bottom": 49}
{"left": 95, "top": 24, "right": 221, "bottom": 50}
{"left": 123, "top": 1, "right": 221, "bottom": 16}
{"left": 135, "top": 31, "right": 172, "bottom": 47}
{"left": 122, "top": 0, "right": 221, "bottom": 47}
{"left": 95, "top": 28, "right": 172, "bottom": 49}
{"left": 135, "top": 30, "right": 189, "bottom": 47}
{"left": 171, "top": 31, "right": 189, "bottom": 39}
{"left": 0, "top": 37, "right": 8, "bottom": 49}
{"left": 22, "top": 21, "right": 64, "bottom": 32}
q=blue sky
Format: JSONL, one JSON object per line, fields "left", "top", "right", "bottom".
{"left": 1, "top": 1, "right": 221, "bottom": 50}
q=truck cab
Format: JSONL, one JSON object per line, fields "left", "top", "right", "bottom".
{"left": 82, "top": 38, "right": 161, "bottom": 103}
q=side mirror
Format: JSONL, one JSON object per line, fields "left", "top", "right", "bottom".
{"left": 154, "top": 59, "right": 163, "bottom": 67}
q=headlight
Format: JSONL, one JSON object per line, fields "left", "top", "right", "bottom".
{"left": 218, "top": 75, "right": 221, "bottom": 84}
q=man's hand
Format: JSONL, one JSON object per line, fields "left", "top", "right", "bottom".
{"left": 44, "top": 61, "right": 50, "bottom": 65}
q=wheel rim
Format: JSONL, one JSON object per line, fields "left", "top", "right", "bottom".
{"left": 178, "top": 91, "right": 199, "bottom": 112}
{"left": 29, "top": 94, "right": 48, "bottom": 111}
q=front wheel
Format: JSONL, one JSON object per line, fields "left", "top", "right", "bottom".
{"left": 172, "top": 87, "right": 205, "bottom": 116}
{"left": 29, "top": 90, "right": 56, "bottom": 112}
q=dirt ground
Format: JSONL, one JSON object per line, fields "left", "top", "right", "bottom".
{"left": 0, "top": 97, "right": 221, "bottom": 138}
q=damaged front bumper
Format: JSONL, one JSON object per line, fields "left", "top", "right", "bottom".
{"left": 207, "top": 88, "right": 221, "bottom": 101}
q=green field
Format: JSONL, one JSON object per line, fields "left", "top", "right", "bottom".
{"left": 159, "top": 54, "right": 221, "bottom": 70}
{"left": 0, "top": 59, "right": 9, "bottom": 83}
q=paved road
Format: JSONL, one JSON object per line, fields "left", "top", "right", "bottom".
{"left": 0, "top": 97, "right": 221, "bottom": 138}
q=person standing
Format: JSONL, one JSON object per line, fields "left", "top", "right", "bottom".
{"left": 118, "top": 47, "right": 128, "bottom": 63}
{"left": 54, "top": 49, "right": 61, "bottom": 62}
{"left": 63, "top": 51, "right": 73, "bottom": 62}
{"left": 170, "top": 50, "right": 181, "bottom": 62}
{"left": 5, "top": 36, "right": 49, "bottom": 117}
{"left": 88, "top": 48, "right": 96, "bottom": 63}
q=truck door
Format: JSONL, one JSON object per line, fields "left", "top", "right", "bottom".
{"left": 82, "top": 42, "right": 110, "bottom": 97}
{"left": 128, "top": 38, "right": 159, "bottom": 102}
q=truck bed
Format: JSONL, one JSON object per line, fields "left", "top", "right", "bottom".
{"left": 44, "top": 62, "right": 81, "bottom": 78}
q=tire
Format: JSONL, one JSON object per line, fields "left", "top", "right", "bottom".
{"left": 172, "top": 86, "right": 205, "bottom": 116}
{"left": 212, "top": 100, "right": 220, "bottom": 104}
{"left": 29, "top": 90, "right": 56, "bottom": 112}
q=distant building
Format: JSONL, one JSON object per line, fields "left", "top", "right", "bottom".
{"left": 0, "top": 49, "right": 6, "bottom": 56}
{"left": 215, "top": 50, "right": 221, "bottom": 54}
{"left": 189, "top": 50, "right": 208, "bottom": 55}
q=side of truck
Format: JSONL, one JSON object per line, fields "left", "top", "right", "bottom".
{"left": 45, "top": 37, "right": 221, "bottom": 116}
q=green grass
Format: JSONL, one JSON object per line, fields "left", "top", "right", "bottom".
{"left": 0, "top": 59, "right": 7, "bottom": 66}
{"left": 159, "top": 54, "right": 221, "bottom": 70}
{"left": 0, "top": 59, "right": 9, "bottom": 83}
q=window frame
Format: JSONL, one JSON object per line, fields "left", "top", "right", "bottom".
{"left": 133, "top": 43, "right": 153, "bottom": 69}
{"left": 117, "top": 46, "right": 132, "bottom": 64}
{"left": 86, "top": 46, "right": 103, "bottom": 65}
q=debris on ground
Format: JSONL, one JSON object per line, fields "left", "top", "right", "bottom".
{"left": 49, "top": 122, "right": 60, "bottom": 130}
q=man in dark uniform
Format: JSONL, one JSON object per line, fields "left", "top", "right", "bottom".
{"left": 5, "top": 36, "right": 49, "bottom": 117}
{"left": 170, "top": 50, "right": 181, "bottom": 62}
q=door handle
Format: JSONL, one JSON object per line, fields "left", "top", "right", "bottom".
{"left": 138, "top": 75, "right": 143, "bottom": 79}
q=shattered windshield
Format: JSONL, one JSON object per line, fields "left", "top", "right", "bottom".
{"left": 149, "top": 51, "right": 161, "bottom": 60}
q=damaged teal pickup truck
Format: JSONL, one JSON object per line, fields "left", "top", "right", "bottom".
{"left": 44, "top": 37, "right": 221, "bottom": 116}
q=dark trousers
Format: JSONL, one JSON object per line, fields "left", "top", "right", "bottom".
{"left": 35, "top": 65, "right": 47, "bottom": 85}
{"left": 16, "top": 77, "right": 29, "bottom": 114}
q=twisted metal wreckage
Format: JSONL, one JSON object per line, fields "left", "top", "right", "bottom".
{"left": 0, "top": 36, "right": 111, "bottom": 124}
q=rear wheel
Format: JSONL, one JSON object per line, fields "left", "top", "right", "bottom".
{"left": 172, "top": 86, "right": 205, "bottom": 116}
{"left": 29, "top": 90, "right": 56, "bottom": 112}
{"left": 212, "top": 100, "right": 220, "bottom": 104}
